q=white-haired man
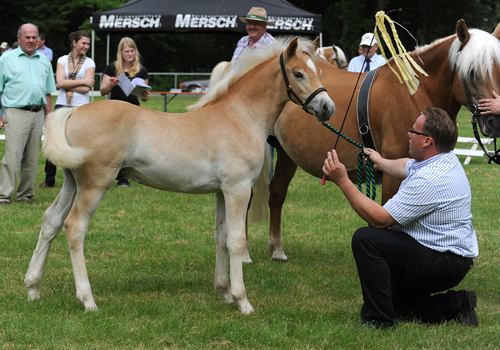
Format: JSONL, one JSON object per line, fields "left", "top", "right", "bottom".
{"left": 348, "top": 32, "right": 386, "bottom": 73}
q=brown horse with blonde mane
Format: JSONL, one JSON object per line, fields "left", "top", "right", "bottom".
{"left": 24, "top": 37, "right": 335, "bottom": 314}
{"left": 260, "top": 19, "right": 500, "bottom": 261}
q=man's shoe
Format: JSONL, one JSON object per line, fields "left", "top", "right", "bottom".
{"left": 0, "top": 200, "right": 10, "bottom": 205}
{"left": 455, "top": 290, "right": 478, "bottom": 327}
{"left": 37, "top": 182, "right": 54, "bottom": 188}
{"left": 117, "top": 180, "right": 130, "bottom": 188}
{"left": 16, "top": 197, "right": 36, "bottom": 204}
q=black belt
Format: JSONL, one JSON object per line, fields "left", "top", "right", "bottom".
{"left": 19, "top": 105, "right": 42, "bottom": 112}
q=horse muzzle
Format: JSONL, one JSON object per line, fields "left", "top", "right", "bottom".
{"left": 304, "top": 92, "right": 335, "bottom": 122}
{"left": 476, "top": 114, "right": 500, "bottom": 138}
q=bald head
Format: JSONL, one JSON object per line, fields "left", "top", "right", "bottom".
{"left": 17, "top": 23, "right": 39, "bottom": 57}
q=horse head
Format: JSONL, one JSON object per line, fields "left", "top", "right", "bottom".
{"left": 451, "top": 19, "right": 500, "bottom": 138}
{"left": 281, "top": 37, "right": 335, "bottom": 122}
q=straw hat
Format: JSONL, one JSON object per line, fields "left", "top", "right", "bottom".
{"left": 0, "top": 42, "right": 9, "bottom": 50}
{"left": 238, "top": 7, "right": 274, "bottom": 25}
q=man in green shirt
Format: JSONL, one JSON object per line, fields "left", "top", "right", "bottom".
{"left": 0, "top": 23, "right": 56, "bottom": 205}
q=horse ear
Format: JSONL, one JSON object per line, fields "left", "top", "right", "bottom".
{"left": 312, "top": 37, "right": 320, "bottom": 51}
{"left": 492, "top": 22, "right": 500, "bottom": 40}
{"left": 286, "top": 37, "right": 299, "bottom": 60}
{"left": 456, "top": 19, "right": 470, "bottom": 46}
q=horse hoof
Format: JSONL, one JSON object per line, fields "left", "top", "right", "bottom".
{"left": 271, "top": 251, "right": 288, "bottom": 262}
{"left": 238, "top": 301, "right": 255, "bottom": 314}
{"left": 84, "top": 303, "right": 98, "bottom": 311}
{"left": 26, "top": 288, "right": 40, "bottom": 301}
{"left": 217, "top": 289, "right": 234, "bottom": 304}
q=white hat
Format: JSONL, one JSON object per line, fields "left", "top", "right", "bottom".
{"left": 238, "top": 7, "right": 274, "bottom": 25}
{"left": 0, "top": 42, "right": 9, "bottom": 50}
{"left": 359, "top": 33, "right": 377, "bottom": 47}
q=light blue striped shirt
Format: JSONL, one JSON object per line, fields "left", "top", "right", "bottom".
{"left": 0, "top": 47, "right": 56, "bottom": 107}
{"left": 384, "top": 151, "right": 478, "bottom": 258}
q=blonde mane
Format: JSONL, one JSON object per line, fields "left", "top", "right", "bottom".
{"left": 189, "top": 37, "right": 316, "bottom": 111}
{"left": 448, "top": 28, "right": 500, "bottom": 83}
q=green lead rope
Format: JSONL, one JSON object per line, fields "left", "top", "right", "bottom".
{"left": 321, "top": 122, "right": 377, "bottom": 200}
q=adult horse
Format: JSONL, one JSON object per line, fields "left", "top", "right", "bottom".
{"left": 23, "top": 37, "right": 335, "bottom": 314}
{"left": 263, "top": 19, "right": 500, "bottom": 261}
{"left": 316, "top": 45, "right": 348, "bottom": 70}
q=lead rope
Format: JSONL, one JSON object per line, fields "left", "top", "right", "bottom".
{"left": 321, "top": 122, "right": 377, "bottom": 200}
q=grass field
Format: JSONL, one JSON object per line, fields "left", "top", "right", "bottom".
{"left": 0, "top": 100, "right": 499, "bottom": 349}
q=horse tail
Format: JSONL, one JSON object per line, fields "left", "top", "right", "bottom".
{"left": 248, "top": 144, "right": 272, "bottom": 224}
{"left": 209, "top": 61, "right": 230, "bottom": 89}
{"left": 42, "top": 107, "right": 91, "bottom": 169}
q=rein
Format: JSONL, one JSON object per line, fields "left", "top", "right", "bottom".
{"left": 452, "top": 49, "right": 500, "bottom": 165}
{"left": 279, "top": 53, "right": 327, "bottom": 113}
{"left": 279, "top": 50, "right": 377, "bottom": 199}
{"left": 320, "top": 122, "right": 377, "bottom": 200}
{"left": 318, "top": 46, "right": 378, "bottom": 200}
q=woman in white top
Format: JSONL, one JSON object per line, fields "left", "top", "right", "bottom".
{"left": 39, "top": 30, "right": 96, "bottom": 188}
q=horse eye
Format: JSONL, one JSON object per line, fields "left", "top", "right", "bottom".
{"left": 293, "top": 71, "right": 304, "bottom": 79}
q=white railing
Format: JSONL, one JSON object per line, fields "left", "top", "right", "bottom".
{"left": 453, "top": 136, "right": 494, "bottom": 165}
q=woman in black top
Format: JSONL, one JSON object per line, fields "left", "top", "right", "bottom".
{"left": 101, "top": 37, "right": 150, "bottom": 187}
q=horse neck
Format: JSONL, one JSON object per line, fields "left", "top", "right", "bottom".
{"left": 224, "top": 58, "right": 288, "bottom": 132}
{"left": 412, "top": 37, "right": 462, "bottom": 118}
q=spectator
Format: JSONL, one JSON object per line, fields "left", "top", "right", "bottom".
{"left": 37, "top": 33, "right": 53, "bottom": 62}
{"left": 100, "top": 37, "right": 150, "bottom": 187}
{"left": 0, "top": 42, "right": 9, "bottom": 55}
{"left": 0, "top": 23, "right": 56, "bottom": 205}
{"left": 322, "top": 107, "right": 479, "bottom": 329}
{"left": 38, "top": 30, "right": 95, "bottom": 189}
{"left": 347, "top": 33, "right": 386, "bottom": 73}
{"left": 230, "top": 7, "right": 276, "bottom": 69}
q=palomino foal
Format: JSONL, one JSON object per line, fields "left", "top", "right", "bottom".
{"left": 24, "top": 37, "right": 335, "bottom": 314}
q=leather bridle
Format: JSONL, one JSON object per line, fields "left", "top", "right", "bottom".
{"left": 279, "top": 53, "right": 327, "bottom": 114}
{"left": 452, "top": 48, "right": 500, "bottom": 165}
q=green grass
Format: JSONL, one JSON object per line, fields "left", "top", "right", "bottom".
{"left": 0, "top": 104, "right": 499, "bottom": 349}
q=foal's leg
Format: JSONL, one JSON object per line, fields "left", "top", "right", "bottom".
{"left": 242, "top": 189, "right": 253, "bottom": 264}
{"left": 224, "top": 187, "right": 254, "bottom": 314}
{"left": 267, "top": 147, "right": 298, "bottom": 261}
{"left": 25, "top": 168, "right": 77, "bottom": 300}
{"left": 214, "top": 192, "right": 232, "bottom": 304}
{"left": 64, "top": 182, "right": 110, "bottom": 310}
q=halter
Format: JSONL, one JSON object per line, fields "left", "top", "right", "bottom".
{"left": 452, "top": 49, "right": 500, "bottom": 165}
{"left": 279, "top": 53, "right": 327, "bottom": 113}
{"left": 331, "top": 47, "right": 348, "bottom": 70}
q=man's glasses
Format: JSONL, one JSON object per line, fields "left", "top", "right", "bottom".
{"left": 409, "top": 128, "right": 430, "bottom": 137}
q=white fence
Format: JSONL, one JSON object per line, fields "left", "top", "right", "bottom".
{"left": 453, "top": 136, "right": 494, "bottom": 165}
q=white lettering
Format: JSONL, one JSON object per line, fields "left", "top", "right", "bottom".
{"left": 114, "top": 18, "right": 123, "bottom": 28}
{"left": 176, "top": 14, "right": 191, "bottom": 28}
{"left": 99, "top": 15, "right": 162, "bottom": 29}
{"left": 301, "top": 19, "right": 313, "bottom": 31}
{"left": 99, "top": 15, "right": 115, "bottom": 29}
{"left": 198, "top": 17, "right": 208, "bottom": 27}
{"left": 269, "top": 17, "right": 315, "bottom": 32}
{"left": 150, "top": 17, "right": 161, "bottom": 27}
{"left": 122, "top": 18, "right": 132, "bottom": 28}
{"left": 175, "top": 14, "right": 238, "bottom": 29}
{"left": 225, "top": 16, "right": 237, "bottom": 28}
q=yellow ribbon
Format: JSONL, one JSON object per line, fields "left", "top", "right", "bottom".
{"left": 374, "top": 11, "right": 428, "bottom": 95}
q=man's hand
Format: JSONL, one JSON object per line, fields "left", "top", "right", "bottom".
{"left": 322, "top": 149, "right": 349, "bottom": 186}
